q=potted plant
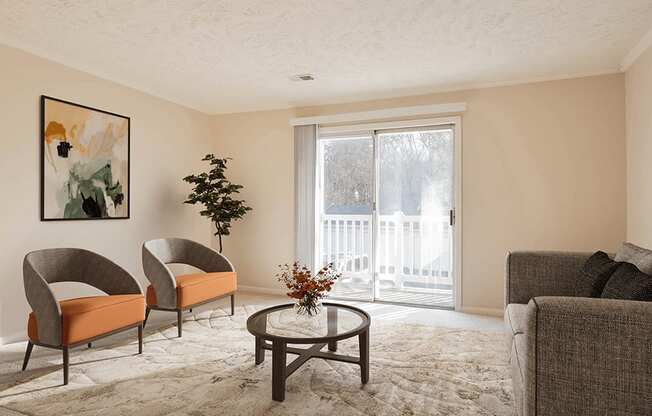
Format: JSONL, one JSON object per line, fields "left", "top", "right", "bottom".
{"left": 276, "top": 262, "right": 340, "bottom": 316}
{"left": 183, "top": 154, "right": 252, "bottom": 253}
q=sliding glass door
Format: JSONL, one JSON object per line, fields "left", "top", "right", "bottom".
{"left": 375, "top": 127, "right": 454, "bottom": 307}
{"left": 317, "top": 135, "right": 374, "bottom": 300}
{"left": 317, "top": 125, "right": 456, "bottom": 308}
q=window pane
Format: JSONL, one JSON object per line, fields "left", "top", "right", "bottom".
{"left": 376, "top": 128, "right": 454, "bottom": 307}
{"left": 318, "top": 136, "right": 374, "bottom": 301}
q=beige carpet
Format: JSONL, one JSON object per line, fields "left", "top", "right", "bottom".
{"left": 0, "top": 304, "right": 512, "bottom": 416}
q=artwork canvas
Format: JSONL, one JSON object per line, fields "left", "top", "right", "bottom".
{"left": 41, "top": 96, "right": 130, "bottom": 220}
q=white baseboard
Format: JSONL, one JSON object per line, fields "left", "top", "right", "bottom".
{"left": 238, "top": 285, "right": 286, "bottom": 296}
{"left": 238, "top": 286, "right": 504, "bottom": 318}
{"left": 238, "top": 286, "right": 504, "bottom": 317}
{"left": 460, "top": 307, "right": 504, "bottom": 317}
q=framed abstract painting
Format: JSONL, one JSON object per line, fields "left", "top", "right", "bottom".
{"left": 40, "top": 96, "right": 130, "bottom": 220}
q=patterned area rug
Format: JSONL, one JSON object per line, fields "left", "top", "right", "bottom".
{"left": 0, "top": 304, "right": 512, "bottom": 415}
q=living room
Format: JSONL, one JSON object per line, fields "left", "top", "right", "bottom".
{"left": 0, "top": 1, "right": 651, "bottom": 415}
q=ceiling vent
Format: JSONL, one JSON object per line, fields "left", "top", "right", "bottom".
{"left": 290, "top": 74, "right": 315, "bottom": 82}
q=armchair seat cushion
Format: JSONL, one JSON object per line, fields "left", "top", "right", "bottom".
{"left": 146, "top": 272, "right": 237, "bottom": 309}
{"left": 28, "top": 295, "right": 145, "bottom": 346}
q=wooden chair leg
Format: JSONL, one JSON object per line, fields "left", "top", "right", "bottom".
{"left": 22, "top": 341, "right": 33, "bottom": 371}
{"left": 62, "top": 347, "right": 69, "bottom": 386}
{"left": 143, "top": 307, "right": 151, "bottom": 328}
{"left": 177, "top": 310, "right": 183, "bottom": 337}
{"left": 230, "top": 294, "right": 235, "bottom": 316}
{"left": 138, "top": 323, "right": 143, "bottom": 354}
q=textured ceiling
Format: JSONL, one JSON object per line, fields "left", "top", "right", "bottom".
{"left": 1, "top": 0, "right": 651, "bottom": 114}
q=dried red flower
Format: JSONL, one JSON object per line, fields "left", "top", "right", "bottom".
{"left": 276, "top": 262, "right": 340, "bottom": 302}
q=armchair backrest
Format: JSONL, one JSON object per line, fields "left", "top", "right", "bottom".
{"left": 143, "top": 238, "right": 234, "bottom": 272}
{"left": 24, "top": 248, "right": 142, "bottom": 295}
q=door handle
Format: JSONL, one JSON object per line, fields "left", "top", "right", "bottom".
{"left": 449, "top": 209, "right": 455, "bottom": 227}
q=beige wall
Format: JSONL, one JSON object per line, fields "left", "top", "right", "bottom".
{"left": 213, "top": 74, "right": 627, "bottom": 314}
{"left": 0, "top": 44, "right": 216, "bottom": 343}
{"left": 211, "top": 109, "right": 297, "bottom": 293}
{"left": 626, "top": 44, "right": 652, "bottom": 247}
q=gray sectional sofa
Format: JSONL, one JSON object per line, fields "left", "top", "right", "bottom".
{"left": 504, "top": 246, "right": 652, "bottom": 416}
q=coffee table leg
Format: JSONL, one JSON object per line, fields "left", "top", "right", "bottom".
{"left": 359, "top": 329, "right": 369, "bottom": 384}
{"left": 272, "top": 341, "right": 287, "bottom": 401}
{"left": 255, "top": 336, "right": 265, "bottom": 365}
{"left": 327, "top": 306, "right": 337, "bottom": 351}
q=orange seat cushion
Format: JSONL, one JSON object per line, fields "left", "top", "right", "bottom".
{"left": 146, "top": 272, "right": 237, "bottom": 309}
{"left": 28, "top": 295, "right": 145, "bottom": 346}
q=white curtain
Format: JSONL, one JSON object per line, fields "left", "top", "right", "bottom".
{"left": 294, "top": 124, "right": 317, "bottom": 268}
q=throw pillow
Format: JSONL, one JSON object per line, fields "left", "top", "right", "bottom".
{"left": 575, "top": 251, "right": 621, "bottom": 298}
{"left": 614, "top": 242, "right": 652, "bottom": 274}
{"left": 601, "top": 262, "right": 652, "bottom": 301}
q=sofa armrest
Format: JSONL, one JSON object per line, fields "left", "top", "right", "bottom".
{"left": 505, "top": 251, "right": 591, "bottom": 305}
{"left": 525, "top": 297, "right": 652, "bottom": 416}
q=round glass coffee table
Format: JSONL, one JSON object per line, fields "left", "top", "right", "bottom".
{"left": 246, "top": 302, "right": 371, "bottom": 402}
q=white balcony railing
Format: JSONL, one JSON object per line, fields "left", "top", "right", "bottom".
{"left": 319, "top": 213, "right": 453, "bottom": 292}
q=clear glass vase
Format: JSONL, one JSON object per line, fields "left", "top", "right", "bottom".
{"left": 294, "top": 295, "right": 323, "bottom": 316}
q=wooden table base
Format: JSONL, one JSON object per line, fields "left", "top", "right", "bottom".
{"left": 255, "top": 331, "right": 370, "bottom": 402}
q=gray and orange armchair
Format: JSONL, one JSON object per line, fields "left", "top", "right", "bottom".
{"left": 22, "top": 248, "right": 145, "bottom": 385}
{"left": 142, "top": 238, "right": 236, "bottom": 337}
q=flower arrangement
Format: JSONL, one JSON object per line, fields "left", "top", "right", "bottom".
{"left": 276, "top": 262, "right": 340, "bottom": 316}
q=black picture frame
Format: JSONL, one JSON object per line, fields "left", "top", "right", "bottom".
{"left": 40, "top": 95, "right": 131, "bottom": 221}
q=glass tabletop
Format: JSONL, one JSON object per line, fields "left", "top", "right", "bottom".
{"left": 247, "top": 303, "right": 369, "bottom": 341}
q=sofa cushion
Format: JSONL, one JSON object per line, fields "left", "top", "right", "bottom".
{"left": 614, "top": 242, "right": 652, "bottom": 274}
{"left": 601, "top": 263, "right": 652, "bottom": 301}
{"left": 28, "top": 294, "right": 145, "bottom": 346}
{"left": 575, "top": 251, "right": 621, "bottom": 297}
{"left": 146, "top": 272, "right": 237, "bottom": 308}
